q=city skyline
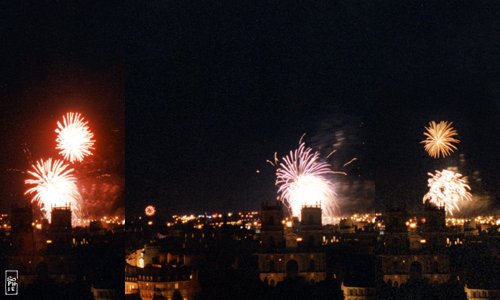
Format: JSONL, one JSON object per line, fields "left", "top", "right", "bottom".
{"left": 1, "top": 2, "right": 500, "bottom": 300}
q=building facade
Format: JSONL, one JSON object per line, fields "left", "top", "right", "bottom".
{"left": 464, "top": 285, "right": 500, "bottom": 300}
{"left": 378, "top": 205, "right": 450, "bottom": 287}
{"left": 256, "top": 203, "right": 327, "bottom": 286}
{"left": 125, "top": 242, "right": 200, "bottom": 300}
{"left": 341, "top": 282, "right": 377, "bottom": 300}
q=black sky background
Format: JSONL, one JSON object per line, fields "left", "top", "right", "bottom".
{"left": 1, "top": 2, "right": 499, "bottom": 217}
{"left": 125, "top": 1, "right": 500, "bottom": 216}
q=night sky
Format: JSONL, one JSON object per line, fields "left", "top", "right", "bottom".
{"left": 126, "top": 1, "right": 500, "bottom": 216}
{"left": 1, "top": 2, "right": 499, "bottom": 217}
{"left": 0, "top": 2, "right": 124, "bottom": 214}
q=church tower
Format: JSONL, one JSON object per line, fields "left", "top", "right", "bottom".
{"left": 10, "top": 204, "right": 35, "bottom": 256}
{"left": 419, "top": 202, "right": 446, "bottom": 249}
{"left": 300, "top": 205, "right": 322, "bottom": 248}
{"left": 49, "top": 206, "right": 72, "bottom": 249}
{"left": 383, "top": 206, "right": 409, "bottom": 252}
{"left": 260, "top": 202, "right": 284, "bottom": 249}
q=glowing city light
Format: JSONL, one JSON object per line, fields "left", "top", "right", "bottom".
{"left": 25, "top": 158, "right": 81, "bottom": 218}
{"left": 55, "top": 112, "right": 95, "bottom": 162}
{"left": 421, "top": 121, "right": 460, "bottom": 158}
{"left": 423, "top": 169, "right": 472, "bottom": 215}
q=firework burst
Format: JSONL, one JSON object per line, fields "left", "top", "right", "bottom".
{"left": 421, "top": 121, "right": 460, "bottom": 158}
{"left": 145, "top": 205, "right": 156, "bottom": 216}
{"left": 55, "top": 112, "right": 95, "bottom": 163}
{"left": 276, "top": 143, "right": 341, "bottom": 223}
{"left": 423, "top": 168, "right": 472, "bottom": 215}
{"left": 24, "top": 158, "right": 81, "bottom": 219}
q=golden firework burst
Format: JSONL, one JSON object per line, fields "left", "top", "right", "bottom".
{"left": 421, "top": 121, "right": 460, "bottom": 158}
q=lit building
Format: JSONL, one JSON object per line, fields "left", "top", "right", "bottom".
{"left": 256, "top": 202, "right": 327, "bottom": 286}
{"left": 377, "top": 204, "right": 450, "bottom": 287}
{"left": 125, "top": 264, "right": 199, "bottom": 300}
{"left": 341, "top": 281, "right": 377, "bottom": 300}
{"left": 464, "top": 285, "right": 500, "bottom": 300}
{"left": 125, "top": 241, "right": 200, "bottom": 299}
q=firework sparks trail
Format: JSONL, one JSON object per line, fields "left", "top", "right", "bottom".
{"left": 266, "top": 160, "right": 276, "bottom": 167}
{"left": 22, "top": 143, "right": 32, "bottom": 164}
{"left": 6, "top": 169, "right": 25, "bottom": 174}
{"left": 24, "top": 158, "right": 81, "bottom": 219}
{"left": 55, "top": 112, "right": 95, "bottom": 163}
{"left": 343, "top": 157, "right": 357, "bottom": 167}
{"left": 276, "top": 143, "right": 340, "bottom": 222}
{"left": 421, "top": 121, "right": 460, "bottom": 158}
{"left": 299, "top": 133, "right": 306, "bottom": 144}
{"left": 266, "top": 151, "right": 281, "bottom": 167}
{"left": 326, "top": 149, "right": 337, "bottom": 159}
{"left": 423, "top": 169, "right": 472, "bottom": 215}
